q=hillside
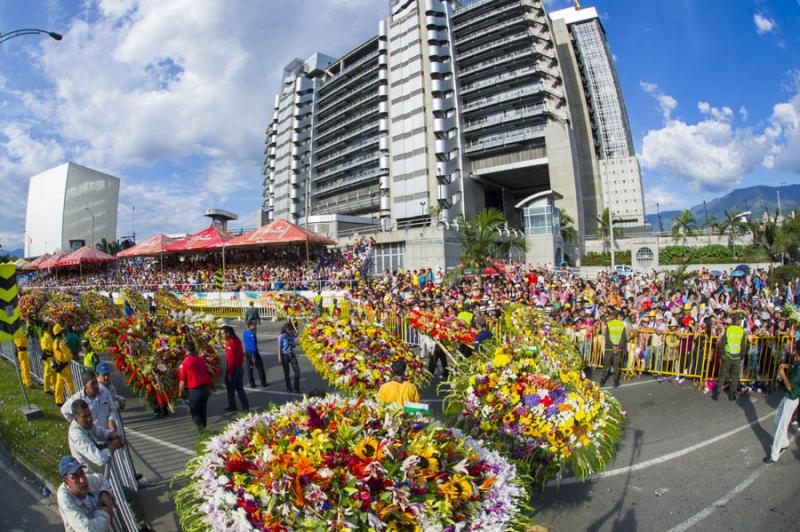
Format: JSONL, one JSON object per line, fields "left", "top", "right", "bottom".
{"left": 645, "top": 184, "right": 800, "bottom": 231}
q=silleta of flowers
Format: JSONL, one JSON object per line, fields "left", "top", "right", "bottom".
{"left": 87, "top": 312, "right": 223, "bottom": 410}
{"left": 174, "top": 395, "right": 532, "bottom": 531}
{"left": 155, "top": 289, "right": 189, "bottom": 313}
{"left": 445, "top": 341, "right": 624, "bottom": 484}
{"left": 408, "top": 309, "right": 478, "bottom": 351}
{"left": 80, "top": 291, "right": 122, "bottom": 322}
{"left": 19, "top": 290, "right": 51, "bottom": 323}
{"left": 272, "top": 292, "right": 315, "bottom": 318}
{"left": 300, "top": 315, "right": 429, "bottom": 395}
{"left": 122, "top": 287, "right": 149, "bottom": 314}
{"left": 41, "top": 292, "right": 91, "bottom": 332}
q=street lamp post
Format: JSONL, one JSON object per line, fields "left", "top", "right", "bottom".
{"left": 84, "top": 207, "right": 95, "bottom": 247}
{"left": 0, "top": 28, "right": 62, "bottom": 45}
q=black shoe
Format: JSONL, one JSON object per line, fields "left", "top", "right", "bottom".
{"left": 46, "top": 391, "right": 54, "bottom": 396}
{"left": 763, "top": 457, "right": 776, "bottom": 464}
{"left": 711, "top": 390, "right": 719, "bottom": 401}
{"left": 613, "top": 379, "right": 620, "bottom": 388}
{"left": 600, "top": 377, "right": 608, "bottom": 386}
{"left": 249, "top": 383, "right": 256, "bottom": 389}
{"left": 55, "top": 403, "right": 64, "bottom": 407}
{"left": 262, "top": 382, "right": 270, "bottom": 388}
{"left": 223, "top": 406, "right": 237, "bottom": 412}
{"left": 729, "top": 393, "right": 737, "bottom": 401}
{"left": 151, "top": 412, "right": 161, "bottom": 418}
{"left": 135, "top": 473, "right": 143, "bottom": 480}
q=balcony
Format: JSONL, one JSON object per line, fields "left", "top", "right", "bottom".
{"left": 316, "top": 122, "right": 378, "bottom": 152}
{"left": 315, "top": 90, "right": 379, "bottom": 130}
{"left": 320, "top": 50, "right": 379, "bottom": 90}
{"left": 463, "top": 103, "right": 547, "bottom": 132}
{"left": 314, "top": 167, "right": 386, "bottom": 197}
{"left": 317, "top": 77, "right": 380, "bottom": 114}
{"left": 457, "top": 31, "right": 530, "bottom": 63}
{"left": 460, "top": 64, "right": 545, "bottom": 95}
{"left": 315, "top": 105, "right": 378, "bottom": 143}
{"left": 315, "top": 136, "right": 379, "bottom": 165}
{"left": 453, "top": 1, "right": 519, "bottom": 32}
{"left": 461, "top": 83, "right": 543, "bottom": 112}
{"left": 457, "top": 48, "right": 531, "bottom": 77}
{"left": 314, "top": 151, "right": 381, "bottom": 181}
{"left": 454, "top": 16, "right": 525, "bottom": 47}
{"left": 318, "top": 53, "right": 380, "bottom": 104}
{"left": 465, "top": 124, "right": 546, "bottom": 153}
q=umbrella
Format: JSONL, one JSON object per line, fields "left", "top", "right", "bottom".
{"left": 734, "top": 264, "right": 750, "bottom": 272}
{"left": 730, "top": 270, "right": 745, "bottom": 277}
{"left": 710, "top": 270, "right": 722, "bottom": 277}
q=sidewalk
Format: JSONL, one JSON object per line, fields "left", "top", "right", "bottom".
{"left": 0, "top": 446, "right": 62, "bottom": 530}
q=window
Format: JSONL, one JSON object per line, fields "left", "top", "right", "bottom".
{"left": 635, "top": 247, "right": 654, "bottom": 268}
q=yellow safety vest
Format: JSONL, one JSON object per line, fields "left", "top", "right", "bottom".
{"left": 607, "top": 320, "right": 625, "bottom": 346}
{"left": 724, "top": 325, "right": 745, "bottom": 357}
{"left": 457, "top": 311, "right": 474, "bottom": 326}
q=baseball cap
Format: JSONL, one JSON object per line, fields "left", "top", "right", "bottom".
{"left": 96, "top": 362, "right": 112, "bottom": 375}
{"left": 59, "top": 456, "right": 84, "bottom": 477}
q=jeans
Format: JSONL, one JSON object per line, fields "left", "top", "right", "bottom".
{"left": 225, "top": 366, "right": 250, "bottom": 411}
{"left": 188, "top": 385, "right": 210, "bottom": 429}
{"left": 281, "top": 354, "right": 301, "bottom": 393}
{"left": 246, "top": 350, "right": 267, "bottom": 387}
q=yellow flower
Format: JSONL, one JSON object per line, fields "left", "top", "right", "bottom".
{"left": 493, "top": 353, "right": 511, "bottom": 368}
{"left": 354, "top": 436, "right": 383, "bottom": 460}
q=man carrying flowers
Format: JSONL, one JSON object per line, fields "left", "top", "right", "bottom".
{"left": 53, "top": 323, "right": 77, "bottom": 406}
{"left": 377, "top": 360, "right": 420, "bottom": 407}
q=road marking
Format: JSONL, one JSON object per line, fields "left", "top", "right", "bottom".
{"left": 665, "top": 467, "right": 766, "bottom": 532}
{"left": 125, "top": 427, "right": 196, "bottom": 457}
{"left": 549, "top": 412, "right": 774, "bottom": 486}
{"left": 600, "top": 379, "right": 660, "bottom": 391}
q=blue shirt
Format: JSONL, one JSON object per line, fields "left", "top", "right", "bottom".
{"left": 278, "top": 333, "right": 295, "bottom": 358}
{"left": 243, "top": 329, "right": 258, "bottom": 353}
{"left": 474, "top": 330, "right": 493, "bottom": 352}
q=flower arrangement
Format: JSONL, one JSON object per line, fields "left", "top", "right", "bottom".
{"left": 300, "top": 315, "right": 429, "bottom": 395}
{"left": 19, "top": 290, "right": 51, "bottom": 323}
{"left": 80, "top": 291, "right": 122, "bottom": 322}
{"left": 272, "top": 292, "right": 315, "bottom": 318}
{"left": 86, "top": 312, "right": 223, "bottom": 410}
{"left": 122, "top": 287, "right": 149, "bottom": 314}
{"left": 174, "top": 395, "right": 532, "bottom": 531}
{"left": 444, "top": 342, "right": 624, "bottom": 484}
{"left": 40, "top": 292, "right": 91, "bottom": 331}
{"left": 500, "top": 304, "right": 583, "bottom": 375}
{"left": 155, "top": 289, "right": 188, "bottom": 313}
{"left": 408, "top": 309, "right": 478, "bottom": 351}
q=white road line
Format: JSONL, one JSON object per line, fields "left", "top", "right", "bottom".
{"left": 600, "top": 379, "right": 660, "bottom": 391}
{"left": 125, "top": 427, "right": 196, "bottom": 457}
{"left": 665, "top": 467, "right": 766, "bottom": 532}
{"left": 548, "top": 412, "right": 774, "bottom": 486}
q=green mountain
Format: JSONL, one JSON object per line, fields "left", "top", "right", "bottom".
{"left": 646, "top": 184, "right": 800, "bottom": 231}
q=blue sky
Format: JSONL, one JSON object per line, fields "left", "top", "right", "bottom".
{"left": 1, "top": 0, "right": 798, "bottom": 252}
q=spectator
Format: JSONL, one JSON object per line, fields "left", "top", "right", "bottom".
{"left": 57, "top": 455, "right": 115, "bottom": 532}
{"left": 764, "top": 348, "right": 800, "bottom": 464}
{"left": 242, "top": 323, "right": 268, "bottom": 388}
{"left": 221, "top": 325, "right": 249, "bottom": 413}
{"left": 377, "top": 360, "right": 420, "bottom": 407}
{"left": 61, "top": 369, "right": 117, "bottom": 433}
{"left": 277, "top": 322, "right": 301, "bottom": 394}
{"left": 68, "top": 399, "right": 124, "bottom": 474}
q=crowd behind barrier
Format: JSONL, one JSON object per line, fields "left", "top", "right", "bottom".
{"left": 0, "top": 339, "right": 142, "bottom": 532}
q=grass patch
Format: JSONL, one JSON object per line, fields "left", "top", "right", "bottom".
{"left": 0, "top": 359, "right": 70, "bottom": 487}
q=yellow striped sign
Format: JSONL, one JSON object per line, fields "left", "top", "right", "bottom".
{"left": 214, "top": 269, "right": 224, "bottom": 292}
{"left": 0, "top": 263, "right": 22, "bottom": 341}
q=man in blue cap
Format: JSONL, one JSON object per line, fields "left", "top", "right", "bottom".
{"left": 56, "top": 455, "right": 115, "bottom": 531}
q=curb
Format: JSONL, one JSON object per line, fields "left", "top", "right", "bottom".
{"left": 0, "top": 439, "right": 60, "bottom": 517}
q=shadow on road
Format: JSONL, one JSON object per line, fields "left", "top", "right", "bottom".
{"left": 737, "top": 391, "right": 779, "bottom": 456}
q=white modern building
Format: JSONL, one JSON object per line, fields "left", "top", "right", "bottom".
{"left": 262, "top": 0, "right": 644, "bottom": 268}
{"left": 24, "top": 162, "right": 120, "bottom": 257}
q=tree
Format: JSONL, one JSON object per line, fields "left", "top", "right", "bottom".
{"left": 458, "top": 208, "right": 525, "bottom": 270}
{"left": 748, "top": 210, "right": 781, "bottom": 262}
{"left": 671, "top": 210, "right": 697, "bottom": 245}
{"left": 595, "top": 207, "right": 623, "bottom": 254}
{"left": 705, "top": 215, "right": 720, "bottom": 234}
{"left": 560, "top": 210, "right": 577, "bottom": 244}
{"left": 96, "top": 238, "right": 123, "bottom": 255}
{"left": 775, "top": 209, "right": 800, "bottom": 264}
{"left": 718, "top": 209, "right": 749, "bottom": 255}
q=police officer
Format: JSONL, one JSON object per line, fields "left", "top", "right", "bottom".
{"left": 313, "top": 291, "right": 323, "bottom": 316}
{"left": 40, "top": 324, "right": 57, "bottom": 396}
{"left": 713, "top": 317, "right": 747, "bottom": 401}
{"left": 602, "top": 309, "right": 627, "bottom": 387}
{"left": 82, "top": 339, "right": 99, "bottom": 372}
{"left": 52, "top": 323, "right": 77, "bottom": 407}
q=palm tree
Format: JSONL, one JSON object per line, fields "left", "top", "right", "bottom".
{"left": 96, "top": 238, "right": 122, "bottom": 255}
{"left": 748, "top": 211, "right": 782, "bottom": 262}
{"left": 718, "top": 209, "right": 749, "bottom": 255}
{"left": 705, "top": 215, "right": 719, "bottom": 235}
{"left": 596, "top": 207, "right": 623, "bottom": 254}
{"left": 775, "top": 209, "right": 800, "bottom": 263}
{"left": 671, "top": 210, "right": 697, "bottom": 245}
{"left": 560, "top": 210, "right": 577, "bottom": 244}
{"left": 458, "top": 208, "right": 525, "bottom": 270}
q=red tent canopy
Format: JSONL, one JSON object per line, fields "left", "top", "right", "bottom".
{"left": 56, "top": 246, "right": 117, "bottom": 267}
{"left": 38, "top": 251, "right": 69, "bottom": 270}
{"left": 117, "top": 234, "right": 179, "bottom": 257}
{"left": 164, "top": 226, "right": 234, "bottom": 252}
{"left": 22, "top": 253, "right": 52, "bottom": 270}
{"left": 226, "top": 219, "right": 335, "bottom": 248}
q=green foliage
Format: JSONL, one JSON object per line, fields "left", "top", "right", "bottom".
{"left": 595, "top": 208, "right": 624, "bottom": 253}
{"left": 659, "top": 245, "right": 770, "bottom": 265}
{"left": 458, "top": 208, "right": 525, "bottom": 270}
{"left": 770, "top": 265, "right": 800, "bottom": 286}
{"left": 560, "top": 211, "right": 577, "bottom": 244}
{"left": 582, "top": 251, "right": 631, "bottom": 266}
{"left": 0, "top": 360, "right": 70, "bottom": 487}
{"left": 671, "top": 210, "right": 697, "bottom": 244}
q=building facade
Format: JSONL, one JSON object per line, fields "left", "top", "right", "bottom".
{"left": 550, "top": 5, "right": 645, "bottom": 227}
{"left": 24, "top": 162, "right": 120, "bottom": 257}
{"left": 262, "top": 0, "right": 642, "bottom": 268}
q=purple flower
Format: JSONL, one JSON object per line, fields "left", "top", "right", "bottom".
{"left": 545, "top": 405, "right": 559, "bottom": 418}
{"left": 549, "top": 388, "right": 566, "bottom": 404}
{"left": 523, "top": 394, "right": 540, "bottom": 408}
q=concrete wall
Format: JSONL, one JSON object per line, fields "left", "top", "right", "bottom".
{"left": 579, "top": 262, "right": 778, "bottom": 279}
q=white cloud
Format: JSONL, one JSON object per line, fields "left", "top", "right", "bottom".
{"left": 644, "top": 186, "right": 679, "bottom": 211}
{"left": 738, "top": 106, "right": 749, "bottom": 121}
{"left": 753, "top": 13, "right": 776, "bottom": 35}
{"left": 767, "top": 72, "right": 800, "bottom": 173}
{"left": 640, "top": 81, "right": 677, "bottom": 120}
{"left": 697, "top": 101, "right": 734, "bottom": 121}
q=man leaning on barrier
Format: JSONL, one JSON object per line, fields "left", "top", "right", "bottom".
{"left": 57, "top": 455, "right": 115, "bottom": 532}
{"left": 61, "top": 369, "right": 117, "bottom": 433}
{"left": 713, "top": 317, "right": 748, "bottom": 401}
{"left": 68, "top": 399, "right": 125, "bottom": 474}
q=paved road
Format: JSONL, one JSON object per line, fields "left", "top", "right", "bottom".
{"left": 0, "top": 451, "right": 62, "bottom": 531}
{"left": 113, "top": 321, "right": 800, "bottom": 531}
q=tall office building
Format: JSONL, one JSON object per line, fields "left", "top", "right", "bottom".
{"left": 262, "top": 0, "right": 642, "bottom": 268}
{"left": 550, "top": 5, "right": 645, "bottom": 226}
{"left": 24, "top": 162, "right": 120, "bottom": 257}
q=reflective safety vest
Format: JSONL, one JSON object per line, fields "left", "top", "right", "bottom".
{"left": 84, "top": 351, "right": 99, "bottom": 368}
{"left": 313, "top": 294, "right": 323, "bottom": 308}
{"left": 457, "top": 311, "right": 474, "bottom": 326}
{"left": 607, "top": 320, "right": 625, "bottom": 346}
{"left": 724, "top": 325, "right": 745, "bottom": 357}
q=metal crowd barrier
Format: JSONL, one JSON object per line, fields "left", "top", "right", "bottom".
{"left": 105, "top": 461, "right": 141, "bottom": 532}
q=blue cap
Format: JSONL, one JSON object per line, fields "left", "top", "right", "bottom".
{"left": 96, "top": 362, "right": 111, "bottom": 375}
{"left": 59, "top": 456, "right": 84, "bottom": 477}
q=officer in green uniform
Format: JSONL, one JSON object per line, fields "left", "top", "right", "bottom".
{"left": 313, "top": 291, "right": 323, "bottom": 316}
{"left": 602, "top": 309, "right": 627, "bottom": 387}
{"left": 713, "top": 317, "right": 747, "bottom": 401}
{"left": 457, "top": 302, "right": 474, "bottom": 326}
{"left": 82, "top": 339, "right": 99, "bottom": 371}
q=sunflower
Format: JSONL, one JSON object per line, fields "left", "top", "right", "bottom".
{"left": 353, "top": 436, "right": 383, "bottom": 460}
{"left": 288, "top": 438, "right": 310, "bottom": 456}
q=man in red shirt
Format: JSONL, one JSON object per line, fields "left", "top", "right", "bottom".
{"left": 178, "top": 346, "right": 211, "bottom": 431}
{"left": 221, "top": 325, "right": 250, "bottom": 414}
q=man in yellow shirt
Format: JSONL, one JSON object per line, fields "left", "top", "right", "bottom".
{"left": 13, "top": 334, "right": 32, "bottom": 388}
{"left": 376, "top": 361, "right": 420, "bottom": 407}
{"left": 52, "top": 324, "right": 76, "bottom": 406}
{"left": 40, "top": 325, "right": 57, "bottom": 395}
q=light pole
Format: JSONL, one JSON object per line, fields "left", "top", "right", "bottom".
{"left": 777, "top": 182, "right": 785, "bottom": 218}
{"left": 0, "top": 28, "right": 62, "bottom": 45}
{"left": 84, "top": 207, "right": 95, "bottom": 247}
{"left": 131, "top": 205, "right": 136, "bottom": 243}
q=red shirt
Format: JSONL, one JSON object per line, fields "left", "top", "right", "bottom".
{"left": 225, "top": 337, "right": 245, "bottom": 377}
{"left": 179, "top": 354, "right": 210, "bottom": 389}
